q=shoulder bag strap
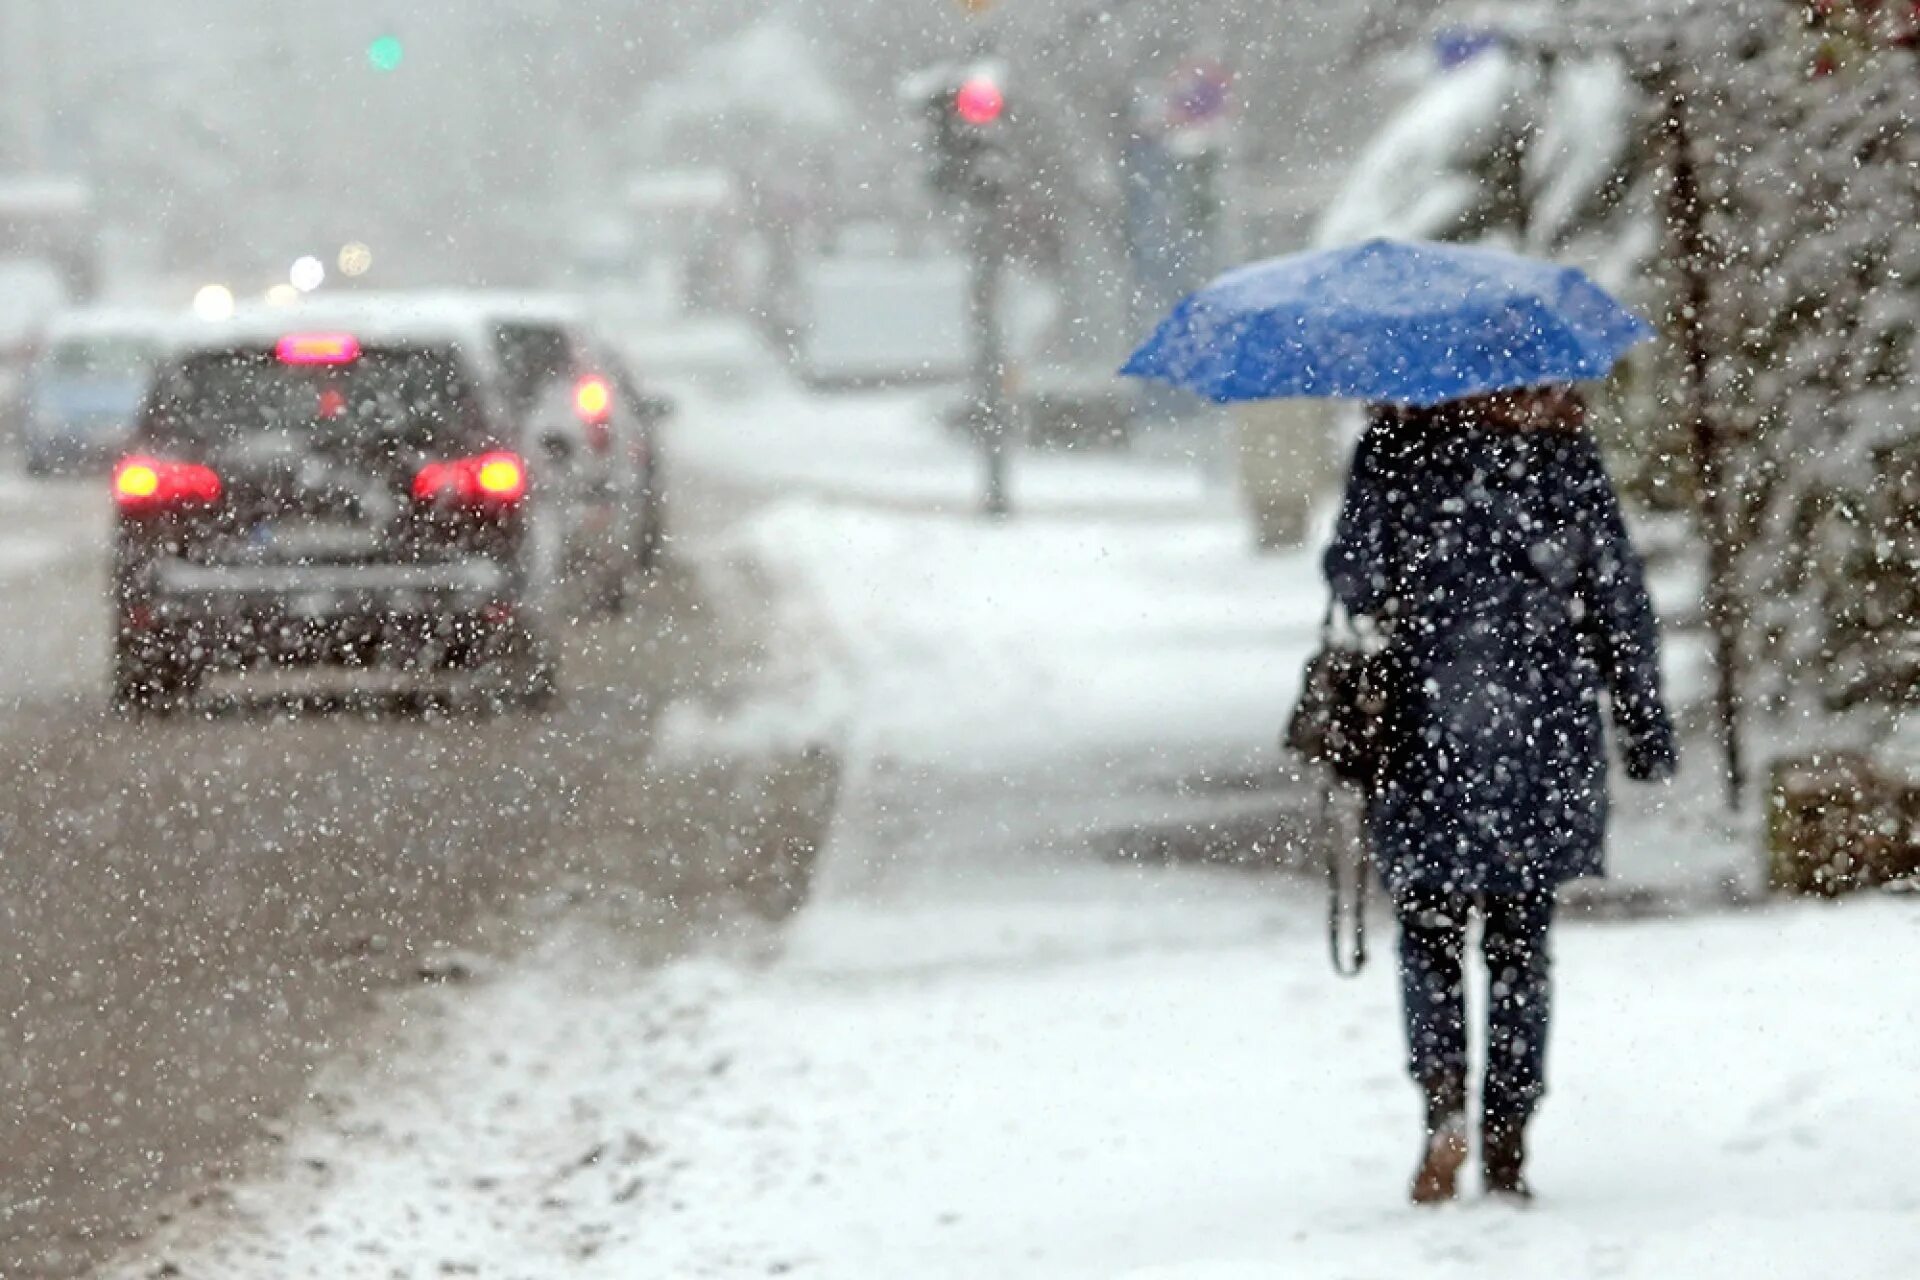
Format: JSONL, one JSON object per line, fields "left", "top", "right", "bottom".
{"left": 1324, "top": 774, "right": 1368, "bottom": 977}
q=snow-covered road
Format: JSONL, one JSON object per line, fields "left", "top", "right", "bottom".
{"left": 106, "top": 367, "right": 1920, "bottom": 1279}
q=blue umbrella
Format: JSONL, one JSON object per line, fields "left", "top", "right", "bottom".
{"left": 1120, "top": 239, "right": 1654, "bottom": 407}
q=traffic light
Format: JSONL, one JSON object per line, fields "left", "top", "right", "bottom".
{"left": 368, "top": 34, "right": 404, "bottom": 72}
{"left": 919, "top": 66, "right": 1010, "bottom": 202}
{"left": 954, "top": 75, "right": 1004, "bottom": 126}
{"left": 900, "top": 59, "right": 1017, "bottom": 516}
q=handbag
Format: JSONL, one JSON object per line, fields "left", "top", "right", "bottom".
{"left": 1284, "top": 601, "right": 1392, "bottom": 977}
{"left": 1284, "top": 603, "right": 1393, "bottom": 789}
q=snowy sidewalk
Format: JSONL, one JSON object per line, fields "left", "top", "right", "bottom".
{"left": 111, "top": 897, "right": 1920, "bottom": 1279}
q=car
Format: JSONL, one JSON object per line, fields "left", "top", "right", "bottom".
{"left": 20, "top": 308, "right": 167, "bottom": 475}
{"left": 598, "top": 345, "right": 673, "bottom": 579}
{"left": 526, "top": 340, "right": 674, "bottom": 614}
{"left": 454, "top": 295, "right": 672, "bottom": 611}
{"left": 465, "top": 296, "right": 625, "bottom": 607}
{"left": 109, "top": 308, "right": 566, "bottom": 713}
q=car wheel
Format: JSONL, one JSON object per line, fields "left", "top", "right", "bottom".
{"left": 636, "top": 492, "right": 667, "bottom": 573}
{"left": 595, "top": 560, "right": 632, "bottom": 618}
{"left": 486, "top": 624, "right": 559, "bottom": 712}
{"left": 111, "top": 645, "right": 193, "bottom": 716}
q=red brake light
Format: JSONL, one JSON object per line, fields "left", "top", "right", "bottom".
{"left": 955, "top": 76, "right": 1005, "bottom": 126}
{"left": 114, "top": 456, "right": 222, "bottom": 512}
{"left": 574, "top": 375, "right": 612, "bottom": 423}
{"left": 276, "top": 332, "right": 361, "bottom": 365}
{"left": 412, "top": 451, "right": 528, "bottom": 507}
{"left": 412, "top": 461, "right": 453, "bottom": 502}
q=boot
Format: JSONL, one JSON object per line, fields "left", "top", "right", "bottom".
{"left": 1409, "top": 1075, "right": 1468, "bottom": 1205}
{"left": 1481, "top": 1115, "right": 1533, "bottom": 1202}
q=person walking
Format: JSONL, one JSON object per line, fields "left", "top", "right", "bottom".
{"left": 1323, "top": 387, "right": 1676, "bottom": 1204}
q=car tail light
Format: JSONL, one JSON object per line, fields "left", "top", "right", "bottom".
{"left": 276, "top": 332, "right": 361, "bottom": 365}
{"left": 573, "top": 375, "right": 612, "bottom": 423}
{"left": 412, "top": 451, "right": 529, "bottom": 507}
{"left": 113, "top": 456, "right": 222, "bottom": 512}
{"left": 473, "top": 453, "right": 527, "bottom": 499}
{"left": 574, "top": 375, "right": 613, "bottom": 453}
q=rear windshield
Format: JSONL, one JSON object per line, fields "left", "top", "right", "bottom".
{"left": 143, "top": 346, "right": 486, "bottom": 455}
{"left": 46, "top": 337, "right": 155, "bottom": 382}
{"left": 492, "top": 323, "right": 574, "bottom": 415}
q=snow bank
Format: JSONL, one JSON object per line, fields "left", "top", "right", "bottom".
{"left": 734, "top": 496, "right": 1323, "bottom": 772}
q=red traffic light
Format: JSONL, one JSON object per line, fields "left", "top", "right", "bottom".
{"left": 954, "top": 76, "right": 1005, "bottom": 126}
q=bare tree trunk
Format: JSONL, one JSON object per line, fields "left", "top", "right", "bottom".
{"left": 1660, "top": 74, "right": 1746, "bottom": 809}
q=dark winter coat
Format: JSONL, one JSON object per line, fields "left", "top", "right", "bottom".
{"left": 1324, "top": 410, "right": 1676, "bottom": 900}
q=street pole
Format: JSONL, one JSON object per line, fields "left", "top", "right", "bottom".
{"left": 922, "top": 1, "right": 1015, "bottom": 515}
{"left": 967, "top": 195, "right": 1011, "bottom": 518}
{"left": 959, "top": 2, "right": 1013, "bottom": 520}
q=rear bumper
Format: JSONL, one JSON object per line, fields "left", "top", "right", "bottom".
{"left": 123, "top": 557, "right": 520, "bottom": 668}
{"left": 152, "top": 557, "right": 508, "bottom": 600}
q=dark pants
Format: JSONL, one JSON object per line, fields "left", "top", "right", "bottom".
{"left": 1396, "top": 887, "right": 1554, "bottom": 1126}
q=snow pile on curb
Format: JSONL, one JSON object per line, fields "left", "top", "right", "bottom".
{"left": 731, "top": 495, "right": 1325, "bottom": 774}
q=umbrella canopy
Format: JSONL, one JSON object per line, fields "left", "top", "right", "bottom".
{"left": 1119, "top": 239, "right": 1653, "bottom": 407}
